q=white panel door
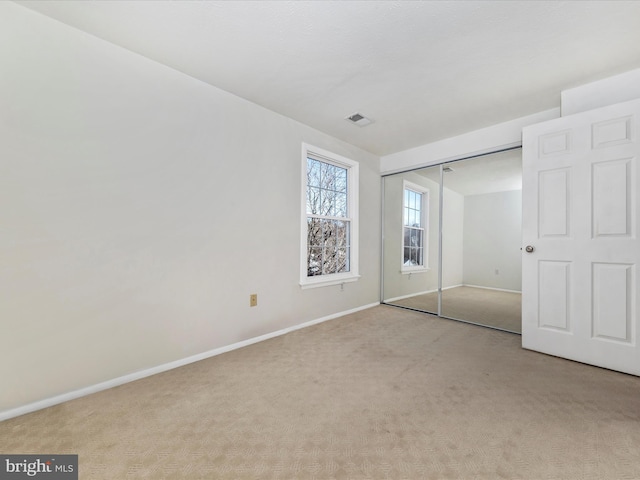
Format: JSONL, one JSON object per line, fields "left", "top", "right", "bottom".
{"left": 522, "top": 98, "right": 640, "bottom": 376}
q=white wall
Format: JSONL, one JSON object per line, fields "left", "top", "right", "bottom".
{"left": 463, "top": 190, "right": 522, "bottom": 291}
{"left": 0, "top": 3, "right": 380, "bottom": 415}
{"left": 562, "top": 68, "right": 640, "bottom": 116}
{"left": 441, "top": 188, "right": 465, "bottom": 288}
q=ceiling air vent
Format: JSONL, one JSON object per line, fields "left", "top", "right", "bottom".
{"left": 345, "top": 112, "right": 372, "bottom": 127}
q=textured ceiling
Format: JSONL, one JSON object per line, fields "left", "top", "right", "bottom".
{"left": 15, "top": 0, "right": 640, "bottom": 156}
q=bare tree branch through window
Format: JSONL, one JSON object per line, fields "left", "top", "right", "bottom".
{"left": 306, "top": 157, "right": 350, "bottom": 276}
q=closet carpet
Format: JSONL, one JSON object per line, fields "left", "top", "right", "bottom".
{"left": 389, "top": 286, "right": 522, "bottom": 333}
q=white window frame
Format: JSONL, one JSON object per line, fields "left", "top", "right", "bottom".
{"left": 300, "top": 143, "right": 359, "bottom": 289}
{"left": 401, "top": 180, "right": 429, "bottom": 274}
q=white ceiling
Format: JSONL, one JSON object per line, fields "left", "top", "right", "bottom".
{"left": 16, "top": 0, "right": 640, "bottom": 156}
{"left": 418, "top": 148, "right": 522, "bottom": 196}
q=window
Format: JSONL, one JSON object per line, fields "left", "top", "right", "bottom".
{"left": 402, "top": 180, "right": 428, "bottom": 272}
{"left": 301, "top": 144, "right": 359, "bottom": 288}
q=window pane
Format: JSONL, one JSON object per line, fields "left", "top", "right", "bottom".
{"left": 324, "top": 220, "right": 337, "bottom": 248}
{"left": 321, "top": 162, "right": 335, "bottom": 190}
{"left": 307, "top": 158, "right": 321, "bottom": 188}
{"left": 307, "top": 187, "right": 320, "bottom": 215}
{"left": 335, "top": 168, "right": 347, "bottom": 193}
{"left": 308, "top": 247, "right": 322, "bottom": 276}
{"left": 409, "top": 209, "right": 417, "bottom": 227}
{"left": 335, "top": 192, "right": 347, "bottom": 217}
{"left": 319, "top": 189, "right": 331, "bottom": 216}
{"left": 410, "top": 228, "right": 419, "bottom": 246}
{"left": 403, "top": 246, "right": 411, "bottom": 265}
{"left": 307, "top": 218, "right": 323, "bottom": 247}
{"left": 336, "top": 247, "right": 349, "bottom": 273}
{"left": 335, "top": 220, "right": 348, "bottom": 247}
{"left": 322, "top": 246, "right": 337, "bottom": 274}
{"left": 330, "top": 193, "right": 337, "bottom": 218}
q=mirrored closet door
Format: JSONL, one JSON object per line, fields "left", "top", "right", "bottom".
{"left": 382, "top": 165, "right": 441, "bottom": 314}
{"left": 382, "top": 149, "right": 523, "bottom": 334}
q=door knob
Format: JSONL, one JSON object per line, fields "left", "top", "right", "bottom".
{"left": 525, "top": 245, "right": 535, "bottom": 253}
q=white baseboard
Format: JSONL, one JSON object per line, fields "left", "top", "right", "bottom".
{"left": 383, "top": 283, "right": 520, "bottom": 304}
{"left": 462, "top": 284, "right": 522, "bottom": 294}
{"left": 0, "top": 302, "right": 379, "bottom": 422}
{"left": 383, "top": 289, "right": 437, "bottom": 303}
{"left": 384, "top": 284, "right": 473, "bottom": 303}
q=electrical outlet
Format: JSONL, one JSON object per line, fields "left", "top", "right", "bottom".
{"left": 250, "top": 294, "right": 258, "bottom": 307}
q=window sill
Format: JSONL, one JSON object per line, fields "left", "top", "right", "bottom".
{"left": 300, "top": 274, "right": 361, "bottom": 290}
{"left": 401, "top": 267, "right": 429, "bottom": 275}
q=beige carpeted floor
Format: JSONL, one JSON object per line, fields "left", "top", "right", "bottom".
{"left": 2, "top": 305, "right": 640, "bottom": 479}
{"left": 389, "top": 286, "right": 522, "bottom": 333}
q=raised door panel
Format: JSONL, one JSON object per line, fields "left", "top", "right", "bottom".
{"left": 592, "top": 263, "right": 634, "bottom": 344}
{"left": 538, "top": 169, "right": 571, "bottom": 238}
{"left": 592, "top": 159, "right": 633, "bottom": 238}
{"left": 538, "top": 261, "right": 571, "bottom": 332}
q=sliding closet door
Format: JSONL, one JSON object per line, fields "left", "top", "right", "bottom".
{"left": 382, "top": 166, "right": 440, "bottom": 314}
{"left": 440, "top": 151, "right": 523, "bottom": 332}
{"left": 381, "top": 150, "right": 523, "bottom": 333}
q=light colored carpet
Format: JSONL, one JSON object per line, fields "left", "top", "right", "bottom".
{"left": 1, "top": 305, "right": 639, "bottom": 479}
{"left": 389, "top": 286, "right": 522, "bottom": 333}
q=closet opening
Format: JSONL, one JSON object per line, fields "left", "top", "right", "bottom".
{"left": 381, "top": 147, "right": 522, "bottom": 334}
